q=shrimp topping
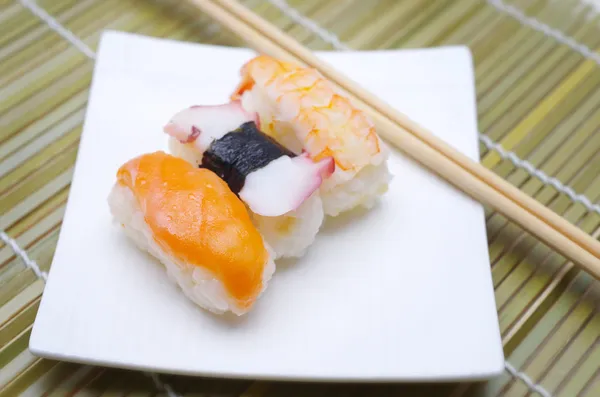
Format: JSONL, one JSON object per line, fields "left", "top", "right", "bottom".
{"left": 231, "top": 55, "right": 384, "bottom": 173}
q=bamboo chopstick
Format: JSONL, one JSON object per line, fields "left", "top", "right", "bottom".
{"left": 185, "top": 0, "right": 600, "bottom": 280}
{"left": 208, "top": 0, "right": 600, "bottom": 255}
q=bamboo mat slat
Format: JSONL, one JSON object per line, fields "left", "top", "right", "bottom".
{"left": 1, "top": 0, "right": 600, "bottom": 396}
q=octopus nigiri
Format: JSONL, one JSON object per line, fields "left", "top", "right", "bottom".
{"left": 164, "top": 101, "right": 333, "bottom": 259}
{"left": 107, "top": 151, "right": 275, "bottom": 316}
{"left": 231, "top": 55, "right": 392, "bottom": 217}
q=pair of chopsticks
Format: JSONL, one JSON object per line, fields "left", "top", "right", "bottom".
{"left": 187, "top": 0, "right": 600, "bottom": 280}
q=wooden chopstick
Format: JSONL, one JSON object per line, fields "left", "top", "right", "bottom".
{"left": 185, "top": 0, "right": 600, "bottom": 280}
{"left": 208, "top": 0, "right": 600, "bottom": 257}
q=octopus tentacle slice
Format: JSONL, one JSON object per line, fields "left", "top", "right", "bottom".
{"left": 163, "top": 101, "right": 334, "bottom": 217}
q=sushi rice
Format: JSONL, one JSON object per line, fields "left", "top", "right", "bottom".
{"left": 108, "top": 183, "right": 276, "bottom": 316}
{"left": 168, "top": 137, "right": 324, "bottom": 259}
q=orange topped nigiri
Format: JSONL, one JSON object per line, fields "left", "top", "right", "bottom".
{"left": 108, "top": 151, "right": 275, "bottom": 315}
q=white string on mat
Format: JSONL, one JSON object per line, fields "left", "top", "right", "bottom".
{"left": 486, "top": 0, "right": 600, "bottom": 67}
{"left": 267, "top": 0, "right": 351, "bottom": 50}
{"left": 504, "top": 362, "right": 553, "bottom": 397}
{"left": 18, "top": 0, "right": 96, "bottom": 60}
{"left": 267, "top": 0, "right": 600, "bottom": 218}
{"left": 479, "top": 135, "right": 600, "bottom": 215}
{"left": 148, "top": 372, "right": 180, "bottom": 397}
{"left": 576, "top": 0, "right": 600, "bottom": 20}
{"left": 579, "top": 0, "right": 600, "bottom": 17}
{"left": 0, "top": 231, "right": 48, "bottom": 281}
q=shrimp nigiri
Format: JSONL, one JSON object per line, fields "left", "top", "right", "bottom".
{"left": 107, "top": 151, "right": 275, "bottom": 316}
{"left": 232, "top": 55, "right": 392, "bottom": 217}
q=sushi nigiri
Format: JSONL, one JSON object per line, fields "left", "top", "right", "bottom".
{"left": 164, "top": 101, "right": 334, "bottom": 259}
{"left": 107, "top": 151, "right": 275, "bottom": 316}
{"left": 231, "top": 55, "right": 392, "bottom": 217}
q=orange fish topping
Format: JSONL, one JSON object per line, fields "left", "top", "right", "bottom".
{"left": 117, "top": 151, "right": 268, "bottom": 309}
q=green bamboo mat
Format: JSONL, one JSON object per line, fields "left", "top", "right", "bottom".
{"left": 1, "top": 0, "right": 600, "bottom": 396}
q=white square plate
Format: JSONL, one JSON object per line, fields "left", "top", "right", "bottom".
{"left": 30, "top": 31, "right": 504, "bottom": 382}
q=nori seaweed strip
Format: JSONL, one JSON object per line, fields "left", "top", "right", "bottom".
{"left": 201, "top": 121, "right": 297, "bottom": 194}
